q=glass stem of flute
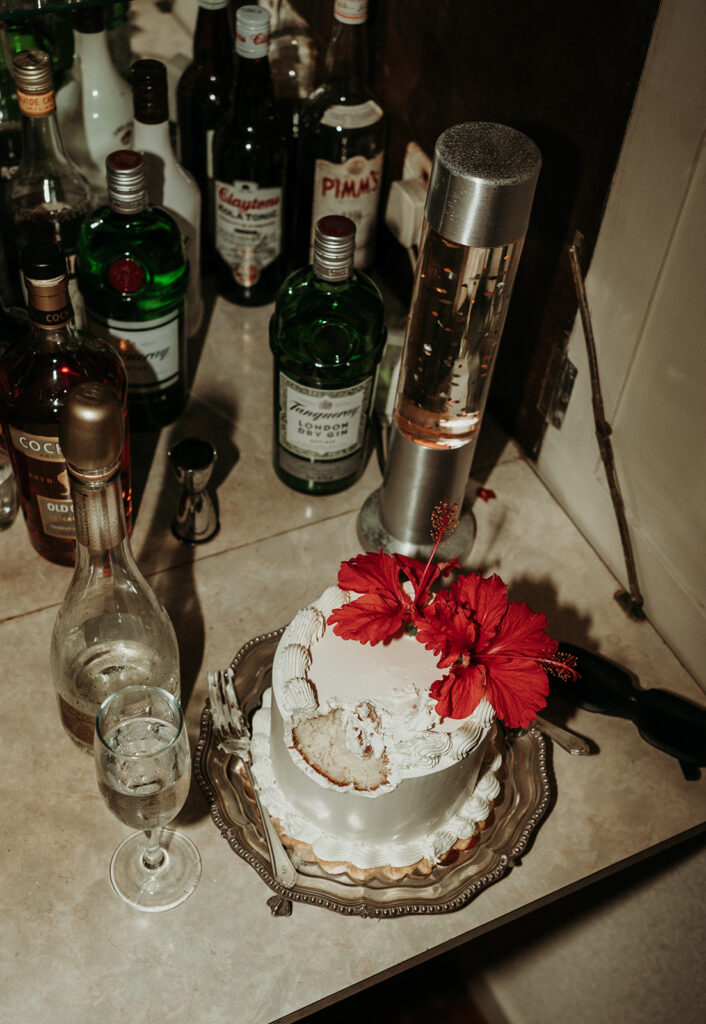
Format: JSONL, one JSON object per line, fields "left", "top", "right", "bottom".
{"left": 142, "top": 830, "right": 165, "bottom": 869}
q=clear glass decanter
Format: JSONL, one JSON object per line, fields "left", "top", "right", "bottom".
{"left": 51, "top": 381, "right": 180, "bottom": 750}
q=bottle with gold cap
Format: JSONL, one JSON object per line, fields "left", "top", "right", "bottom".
{"left": 50, "top": 381, "right": 180, "bottom": 751}
{"left": 0, "top": 238, "right": 130, "bottom": 566}
{"left": 7, "top": 49, "right": 97, "bottom": 319}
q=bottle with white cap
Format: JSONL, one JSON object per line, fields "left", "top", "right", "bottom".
{"left": 297, "top": 0, "right": 386, "bottom": 271}
{"left": 270, "top": 214, "right": 386, "bottom": 494}
{"left": 212, "top": 4, "right": 287, "bottom": 306}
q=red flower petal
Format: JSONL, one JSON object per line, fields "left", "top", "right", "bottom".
{"left": 327, "top": 592, "right": 407, "bottom": 647}
{"left": 416, "top": 590, "right": 477, "bottom": 662}
{"left": 481, "top": 600, "right": 558, "bottom": 661}
{"left": 481, "top": 656, "right": 550, "bottom": 729}
{"left": 451, "top": 573, "right": 509, "bottom": 651}
{"left": 337, "top": 550, "right": 406, "bottom": 600}
{"left": 430, "top": 663, "right": 487, "bottom": 719}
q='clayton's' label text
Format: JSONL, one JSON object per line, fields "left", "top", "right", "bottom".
{"left": 215, "top": 180, "right": 282, "bottom": 286}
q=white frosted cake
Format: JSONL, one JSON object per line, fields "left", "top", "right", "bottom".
{"left": 251, "top": 586, "right": 502, "bottom": 874}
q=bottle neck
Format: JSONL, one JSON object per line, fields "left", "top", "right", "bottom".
{"left": 70, "top": 467, "right": 128, "bottom": 553}
{"left": 324, "top": 19, "right": 369, "bottom": 99}
{"left": 20, "top": 93, "right": 76, "bottom": 170}
{"left": 26, "top": 274, "right": 77, "bottom": 344}
{"left": 73, "top": 27, "right": 111, "bottom": 63}
{"left": 132, "top": 118, "right": 173, "bottom": 159}
{"left": 194, "top": 5, "right": 233, "bottom": 63}
{"left": 232, "top": 56, "right": 277, "bottom": 120}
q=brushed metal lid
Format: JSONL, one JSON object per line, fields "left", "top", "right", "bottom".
{"left": 425, "top": 122, "right": 542, "bottom": 247}
{"left": 60, "top": 382, "right": 124, "bottom": 478}
{"left": 313, "top": 215, "right": 356, "bottom": 281}
{"left": 12, "top": 49, "right": 53, "bottom": 94}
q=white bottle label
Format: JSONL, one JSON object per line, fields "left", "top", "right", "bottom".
{"left": 85, "top": 309, "right": 182, "bottom": 393}
{"left": 279, "top": 373, "right": 372, "bottom": 460}
{"left": 215, "top": 180, "right": 283, "bottom": 286}
{"left": 310, "top": 149, "right": 384, "bottom": 267}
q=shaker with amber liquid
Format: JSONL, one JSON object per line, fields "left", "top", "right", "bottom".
{"left": 359, "top": 122, "right": 541, "bottom": 560}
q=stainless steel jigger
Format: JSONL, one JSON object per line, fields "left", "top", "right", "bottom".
{"left": 168, "top": 437, "right": 219, "bottom": 545}
{"left": 358, "top": 122, "right": 541, "bottom": 561}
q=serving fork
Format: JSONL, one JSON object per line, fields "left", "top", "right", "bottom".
{"left": 207, "top": 667, "right": 298, "bottom": 896}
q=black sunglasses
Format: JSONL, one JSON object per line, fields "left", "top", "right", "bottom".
{"left": 552, "top": 643, "right": 706, "bottom": 779}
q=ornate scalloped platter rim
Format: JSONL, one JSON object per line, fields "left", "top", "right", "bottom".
{"left": 194, "top": 629, "right": 554, "bottom": 918}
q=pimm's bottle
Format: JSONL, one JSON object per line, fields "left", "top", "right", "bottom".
{"left": 297, "top": 0, "right": 386, "bottom": 270}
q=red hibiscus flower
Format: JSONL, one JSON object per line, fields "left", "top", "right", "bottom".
{"left": 325, "top": 502, "right": 577, "bottom": 728}
{"left": 417, "top": 573, "right": 557, "bottom": 728}
{"left": 328, "top": 549, "right": 457, "bottom": 645}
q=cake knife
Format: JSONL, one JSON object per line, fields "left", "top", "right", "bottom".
{"left": 207, "top": 668, "right": 298, "bottom": 899}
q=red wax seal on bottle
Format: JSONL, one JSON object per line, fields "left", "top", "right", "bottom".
{"left": 109, "top": 259, "right": 145, "bottom": 294}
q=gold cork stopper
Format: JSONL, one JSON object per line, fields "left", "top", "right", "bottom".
{"left": 60, "top": 382, "right": 124, "bottom": 480}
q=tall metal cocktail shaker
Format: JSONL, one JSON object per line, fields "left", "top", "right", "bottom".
{"left": 359, "top": 121, "right": 541, "bottom": 559}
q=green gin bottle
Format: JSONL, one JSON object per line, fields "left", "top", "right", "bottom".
{"left": 270, "top": 215, "right": 385, "bottom": 494}
{"left": 77, "top": 150, "right": 188, "bottom": 430}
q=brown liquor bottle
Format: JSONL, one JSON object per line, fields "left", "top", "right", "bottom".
{"left": 0, "top": 239, "right": 130, "bottom": 566}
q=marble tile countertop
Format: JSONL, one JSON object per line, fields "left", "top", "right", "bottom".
{"left": 1, "top": 290, "right": 705, "bottom": 1024}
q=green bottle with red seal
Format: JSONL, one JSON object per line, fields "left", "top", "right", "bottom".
{"left": 76, "top": 150, "right": 189, "bottom": 430}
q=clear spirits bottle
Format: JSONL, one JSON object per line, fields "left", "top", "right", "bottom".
{"left": 132, "top": 58, "right": 203, "bottom": 340}
{"left": 176, "top": 0, "right": 234, "bottom": 271}
{"left": 6, "top": 49, "right": 98, "bottom": 324}
{"left": 212, "top": 4, "right": 287, "bottom": 306}
{"left": 55, "top": 4, "right": 133, "bottom": 196}
{"left": 0, "top": 238, "right": 130, "bottom": 566}
{"left": 297, "top": 0, "right": 386, "bottom": 270}
{"left": 50, "top": 381, "right": 180, "bottom": 750}
{"left": 270, "top": 215, "right": 386, "bottom": 493}
{"left": 0, "top": 44, "right": 23, "bottom": 310}
{"left": 77, "top": 150, "right": 189, "bottom": 431}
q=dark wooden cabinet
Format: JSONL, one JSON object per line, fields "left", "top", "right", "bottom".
{"left": 298, "top": 0, "right": 660, "bottom": 456}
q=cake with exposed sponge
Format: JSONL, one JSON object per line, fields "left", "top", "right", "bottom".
{"left": 250, "top": 541, "right": 574, "bottom": 879}
{"left": 251, "top": 586, "right": 501, "bottom": 876}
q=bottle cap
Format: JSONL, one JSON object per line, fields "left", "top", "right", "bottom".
{"left": 21, "top": 239, "right": 67, "bottom": 282}
{"left": 60, "top": 382, "right": 124, "bottom": 479}
{"left": 313, "top": 216, "right": 356, "bottom": 281}
{"left": 12, "top": 49, "right": 53, "bottom": 95}
{"left": 236, "top": 4, "right": 270, "bottom": 59}
{"left": 131, "top": 59, "right": 169, "bottom": 125}
{"left": 105, "top": 150, "right": 147, "bottom": 213}
{"left": 334, "top": 0, "right": 368, "bottom": 25}
{"left": 425, "top": 122, "right": 542, "bottom": 247}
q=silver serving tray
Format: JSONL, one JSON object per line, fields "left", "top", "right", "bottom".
{"left": 194, "top": 628, "right": 554, "bottom": 918}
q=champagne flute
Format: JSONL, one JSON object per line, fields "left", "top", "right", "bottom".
{"left": 94, "top": 685, "right": 201, "bottom": 912}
